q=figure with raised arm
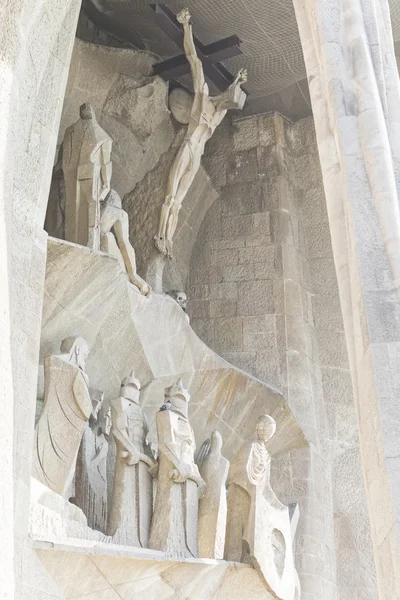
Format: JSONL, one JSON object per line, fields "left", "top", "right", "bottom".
{"left": 154, "top": 8, "right": 247, "bottom": 259}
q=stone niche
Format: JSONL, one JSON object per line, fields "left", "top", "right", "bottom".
{"left": 35, "top": 36, "right": 306, "bottom": 600}
{"left": 30, "top": 236, "right": 306, "bottom": 599}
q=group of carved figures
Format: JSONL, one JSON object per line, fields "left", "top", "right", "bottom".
{"left": 55, "top": 7, "right": 247, "bottom": 287}
{"left": 32, "top": 336, "right": 299, "bottom": 599}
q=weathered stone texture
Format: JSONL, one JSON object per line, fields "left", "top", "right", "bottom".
{"left": 188, "top": 112, "right": 377, "bottom": 600}
{"left": 0, "top": 1, "right": 82, "bottom": 597}
{"left": 293, "top": 0, "right": 400, "bottom": 596}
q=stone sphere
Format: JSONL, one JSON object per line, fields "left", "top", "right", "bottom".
{"left": 169, "top": 87, "right": 193, "bottom": 124}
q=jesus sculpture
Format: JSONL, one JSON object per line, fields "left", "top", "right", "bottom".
{"left": 154, "top": 7, "right": 247, "bottom": 259}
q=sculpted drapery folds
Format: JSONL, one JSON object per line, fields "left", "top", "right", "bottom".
{"left": 62, "top": 103, "right": 150, "bottom": 296}
{"left": 32, "top": 337, "right": 93, "bottom": 497}
{"left": 154, "top": 8, "right": 247, "bottom": 259}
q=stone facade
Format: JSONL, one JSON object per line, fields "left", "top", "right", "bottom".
{"left": 1, "top": 0, "right": 400, "bottom": 598}
{"left": 189, "top": 113, "right": 377, "bottom": 599}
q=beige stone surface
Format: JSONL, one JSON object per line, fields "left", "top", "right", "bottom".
{"left": 188, "top": 112, "right": 378, "bottom": 599}
{"left": 29, "top": 539, "right": 274, "bottom": 599}
{"left": 29, "top": 477, "right": 110, "bottom": 544}
{"left": 0, "top": 2, "right": 82, "bottom": 596}
{"left": 292, "top": 0, "right": 400, "bottom": 596}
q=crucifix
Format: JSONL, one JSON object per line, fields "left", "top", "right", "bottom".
{"left": 152, "top": 6, "right": 247, "bottom": 259}
{"left": 150, "top": 3, "right": 244, "bottom": 91}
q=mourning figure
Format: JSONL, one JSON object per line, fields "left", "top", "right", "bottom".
{"left": 74, "top": 394, "right": 111, "bottom": 533}
{"left": 197, "top": 430, "right": 230, "bottom": 559}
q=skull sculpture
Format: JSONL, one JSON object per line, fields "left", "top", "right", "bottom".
{"left": 166, "top": 290, "right": 187, "bottom": 312}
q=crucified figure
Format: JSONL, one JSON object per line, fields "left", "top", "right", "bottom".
{"left": 154, "top": 7, "right": 247, "bottom": 259}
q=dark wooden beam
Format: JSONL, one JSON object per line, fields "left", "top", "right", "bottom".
{"left": 150, "top": 3, "right": 242, "bottom": 90}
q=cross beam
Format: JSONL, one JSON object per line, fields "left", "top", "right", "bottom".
{"left": 150, "top": 3, "right": 242, "bottom": 91}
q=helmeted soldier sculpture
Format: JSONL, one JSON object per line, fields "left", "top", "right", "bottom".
{"left": 154, "top": 7, "right": 247, "bottom": 259}
{"left": 149, "top": 379, "right": 205, "bottom": 558}
{"left": 108, "top": 372, "right": 156, "bottom": 547}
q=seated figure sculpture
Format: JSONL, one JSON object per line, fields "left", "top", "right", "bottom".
{"left": 149, "top": 379, "right": 204, "bottom": 558}
{"left": 154, "top": 7, "right": 247, "bottom": 259}
{"left": 62, "top": 103, "right": 150, "bottom": 295}
{"left": 108, "top": 372, "right": 156, "bottom": 547}
{"left": 32, "top": 337, "right": 93, "bottom": 497}
{"left": 225, "top": 414, "right": 300, "bottom": 600}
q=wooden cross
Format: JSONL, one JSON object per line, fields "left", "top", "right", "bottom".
{"left": 150, "top": 3, "right": 243, "bottom": 91}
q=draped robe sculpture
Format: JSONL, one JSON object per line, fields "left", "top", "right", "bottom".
{"left": 63, "top": 103, "right": 112, "bottom": 250}
{"left": 108, "top": 372, "right": 156, "bottom": 547}
{"left": 62, "top": 104, "right": 150, "bottom": 295}
{"left": 32, "top": 337, "right": 92, "bottom": 496}
{"left": 225, "top": 415, "right": 300, "bottom": 600}
{"left": 74, "top": 395, "right": 111, "bottom": 533}
{"left": 197, "top": 430, "right": 229, "bottom": 559}
{"left": 149, "top": 379, "right": 204, "bottom": 558}
{"left": 154, "top": 7, "right": 247, "bottom": 259}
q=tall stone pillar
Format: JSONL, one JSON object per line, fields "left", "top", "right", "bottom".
{"left": 293, "top": 0, "right": 400, "bottom": 596}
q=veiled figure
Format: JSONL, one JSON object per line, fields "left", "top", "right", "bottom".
{"left": 32, "top": 337, "right": 92, "bottom": 496}
{"left": 149, "top": 379, "right": 204, "bottom": 558}
{"left": 197, "top": 430, "right": 230, "bottom": 559}
{"left": 74, "top": 396, "right": 111, "bottom": 533}
{"left": 62, "top": 103, "right": 112, "bottom": 250}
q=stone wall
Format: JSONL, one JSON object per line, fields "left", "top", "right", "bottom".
{"left": 188, "top": 112, "right": 377, "bottom": 600}
{"left": 0, "top": 1, "right": 82, "bottom": 598}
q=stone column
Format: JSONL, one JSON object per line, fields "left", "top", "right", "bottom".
{"left": 293, "top": 0, "right": 400, "bottom": 596}
{"left": 0, "top": 0, "right": 81, "bottom": 597}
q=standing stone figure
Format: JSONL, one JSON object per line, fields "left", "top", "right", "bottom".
{"left": 74, "top": 394, "right": 111, "bottom": 534}
{"left": 154, "top": 7, "right": 247, "bottom": 259}
{"left": 149, "top": 379, "right": 205, "bottom": 558}
{"left": 33, "top": 337, "right": 92, "bottom": 496}
{"left": 108, "top": 372, "right": 156, "bottom": 547}
{"left": 100, "top": 189, "right": 151, "bottom": 296}
{"left": 63, "top": 103, "right": 112, "bottom": 250}
{"left": 197, "top": 431, "right": 230, "bottom": 559}
{"left": 225, "top": 414, "right": 300, "bottom": 600}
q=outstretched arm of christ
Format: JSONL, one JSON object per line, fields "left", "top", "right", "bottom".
{"left": 177, "top": 8, "right": 205, "bottom": 93}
